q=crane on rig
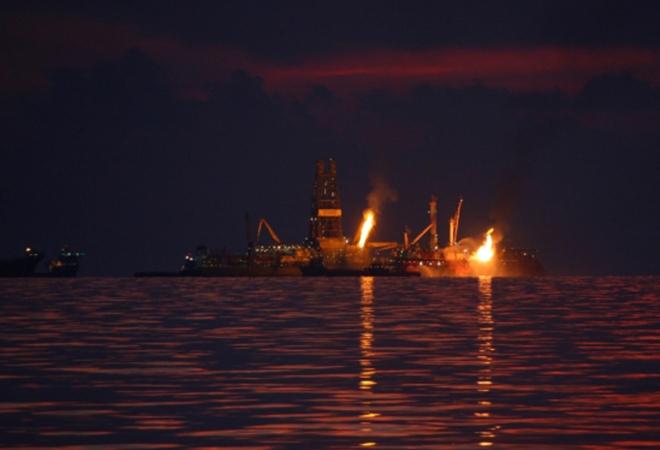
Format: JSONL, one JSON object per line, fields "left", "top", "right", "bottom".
{"left": 448, "top": 198, "right": 463, "bottom": 246}
{"left": 256, "top": 218, "right": 282, "bottom": 244}
{"left": 402, "top": 196, "right": 439, "bottom": 249}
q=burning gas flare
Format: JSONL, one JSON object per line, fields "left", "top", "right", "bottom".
{"left": 358, "top": 209, "right": 376, "bottom": 248}
{"left": 473, "top": 228, "right": 495, "bottom": 263}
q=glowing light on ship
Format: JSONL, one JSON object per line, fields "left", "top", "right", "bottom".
{"left": 358, "top": 210, "right": 376, "bottom": 248}
{"left": 473, "top": 228, "right": 495, "bottom": 263}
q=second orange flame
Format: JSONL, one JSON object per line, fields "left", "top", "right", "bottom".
{"left": 473, "top": 228, "right": 495, "bottom": 263}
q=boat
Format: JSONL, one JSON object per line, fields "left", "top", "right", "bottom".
{"left": 47, "top": 247, "right": 84, "bottom": 277}
{"left": 496, "top": 248, "right": 544, "bottom": 276}
{"left": 0, "top": 247, "right": 44, "bottom": 277}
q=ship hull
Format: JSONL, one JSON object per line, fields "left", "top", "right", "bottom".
{"left": 0, "top": 256, "right": 44, "bottom": 277}
{"left": 175, "top": 265, "right": 303, "bottom": 277}
{"left": 301, "top": 265, "right": 420, "bottom": 277}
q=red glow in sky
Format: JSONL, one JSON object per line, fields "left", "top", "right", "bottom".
{"left": 3, "top": 14, "right": 660, "bottom": 98}
{"left": 262, "top": 47, "right": 660, "bottom": 95}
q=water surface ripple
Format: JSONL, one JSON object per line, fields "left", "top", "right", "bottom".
{"left": 0, "top": 277, "right": 659, "bottom": 449}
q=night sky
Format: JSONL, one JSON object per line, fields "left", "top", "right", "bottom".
{"left": 2, "top": 1, "right": 659, "bottom": 275}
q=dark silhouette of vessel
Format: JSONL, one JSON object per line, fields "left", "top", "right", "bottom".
{"left": 496, "top": 248, "right": 544, "bottom": 276}
{"left": 0, "top": 246, "right": 83, "bottom": 277}
{"left": 0, "top": 247, "right": 44, "bottom": 277}
{"left": 47, "top": 247, "right": 84, "bottom": 277}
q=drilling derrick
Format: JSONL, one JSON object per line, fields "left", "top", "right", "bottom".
{"left": 308, "top": 159, "right": 345, "bottom": 250}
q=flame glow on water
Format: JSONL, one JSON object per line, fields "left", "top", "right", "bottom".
{"left": 360, "top": 276, "right": 377, "bottom": 448}
{"left": 0, "top": 277, "right": 658, "bottom": 448}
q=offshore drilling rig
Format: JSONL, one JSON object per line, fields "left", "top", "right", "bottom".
{"left": 302, "top": 159, "right": 400, "bottom": 274}
{"left": 173, "top": 158, "right": 543, "bottom": 277}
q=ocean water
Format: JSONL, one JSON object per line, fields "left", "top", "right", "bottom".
{"left": 0, "top": 277, "right": 658, "bottom": 449}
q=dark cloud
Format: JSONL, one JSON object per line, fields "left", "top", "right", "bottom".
{"left": 3, "top": 4, "right": 660, "bottom": 97}
{"left": 576, "top": 72, "right": 660, "bottom": 110}
{"left": 13, "top": 1, "right": 660, "bottom": 59}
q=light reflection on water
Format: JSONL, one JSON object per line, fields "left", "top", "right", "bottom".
{"left": 476, "top": 276, "right": 497, "bottom": 447}
{"left": 359, "top": 276, "right": 377, "bottom": 448}
{"left": 0, "top": 276, "right": 659, "bottom": 449}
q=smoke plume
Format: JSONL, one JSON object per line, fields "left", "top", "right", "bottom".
{"left": 367, "top": 177, "right": 398, "bottom": 214}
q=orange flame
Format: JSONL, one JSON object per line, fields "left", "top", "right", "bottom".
{"left": 358, "top": 209, "right": 376, "bottom": 248}
{"left": 472, "top": 228, "right": 495, "bottom": 263}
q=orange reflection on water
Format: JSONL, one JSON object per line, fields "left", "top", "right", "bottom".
{"left": 359, "top": 276, "right": 378, "bottom": 447}
{"left": 476, "top": 276, "right": 498, "bottom": 447}
{"left": 2, "top": 277, "right": 659, "bottom": 448}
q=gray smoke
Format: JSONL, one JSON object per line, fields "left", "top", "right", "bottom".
{"left": 367, "top": 177, "right": 398, "bottom": 214}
